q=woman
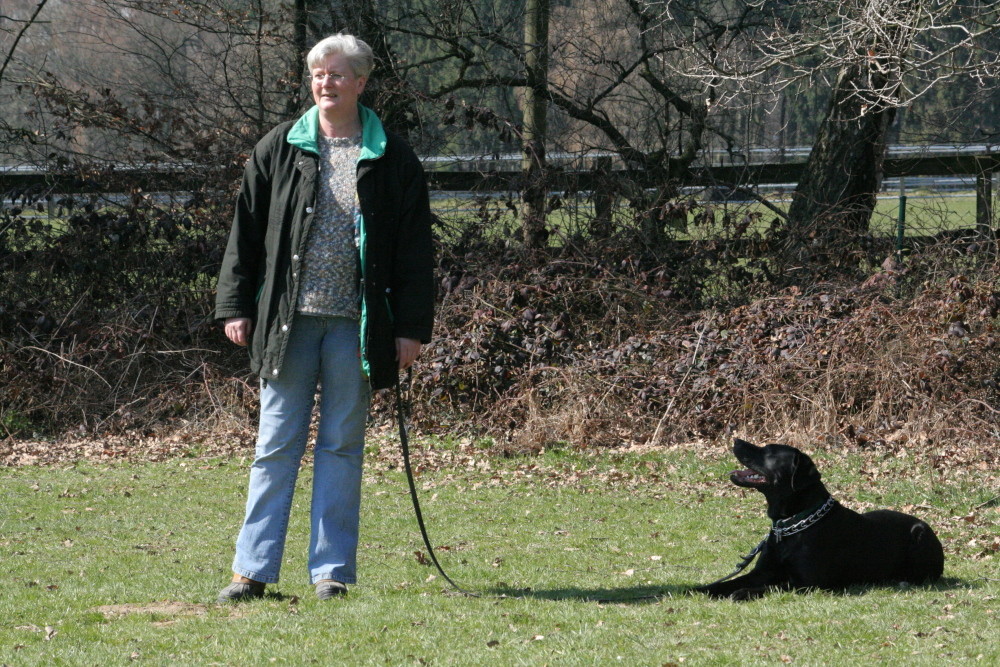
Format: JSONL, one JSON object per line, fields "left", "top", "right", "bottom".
{"left": 214, "top": 33, "right": 434, "bottom": 602}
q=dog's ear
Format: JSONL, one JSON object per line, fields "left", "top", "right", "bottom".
{"left": 790, "top": 451, "right": 820, "bottom": 491}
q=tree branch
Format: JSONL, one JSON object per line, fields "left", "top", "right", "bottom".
{"left": 0, "top": 0, "right": 50, "bottom": 86}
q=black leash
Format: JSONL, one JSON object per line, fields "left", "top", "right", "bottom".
{"left": 393, "top": 373, "right": 709, "bottom": 603}
{"left": 703, "top": 537, "right": 767, "bottom": 587}
{"left": 702, "top": 497, "right": 837, "bottom": 587}
{"left": 394, "top": 374, "right": 477, "bottom": 596}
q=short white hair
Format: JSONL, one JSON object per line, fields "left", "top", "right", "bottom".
{"left": 306, "top": 33, "right": 374, "bottom": 78}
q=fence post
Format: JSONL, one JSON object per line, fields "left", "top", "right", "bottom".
{"left": 590, "top": 156, "right": 614, "bottom": 238}
{"left": 976, "top": 156, "right": 993, "bottom": 237}
{"left": 896, "top": 176, "right": 907, "bottom": 263}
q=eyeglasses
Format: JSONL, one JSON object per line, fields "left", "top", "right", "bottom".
{"left": 308, "top": 72, "right": 350, "bottom": 84}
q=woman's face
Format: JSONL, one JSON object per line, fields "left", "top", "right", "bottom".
{"left": 310, "top": 52, "right": 367, "bottom": 118}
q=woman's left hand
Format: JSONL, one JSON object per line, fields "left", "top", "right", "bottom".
{"left": 395, "top": 337, "right": 423, "bottom": 371}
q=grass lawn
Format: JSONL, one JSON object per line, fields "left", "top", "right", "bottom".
{"left": 430, "top": 189, "right": 986, "bottom": 248}
{"left": 1, "top": 439, "right": 996, "bottom": 665}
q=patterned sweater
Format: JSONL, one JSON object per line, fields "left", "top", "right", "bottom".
{"left": 296, "top": 133, "right": 362, "bottom": 318}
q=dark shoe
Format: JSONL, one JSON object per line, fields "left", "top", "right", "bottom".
{"left": 315, "top": 580, "right": 347, "bottom": 600}
{"left": 217, "top": 580, "right": 265, "bottom": 603}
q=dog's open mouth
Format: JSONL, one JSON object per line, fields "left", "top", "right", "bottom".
{"left": 731, "top": 467, "right": 769, "bottom": 487}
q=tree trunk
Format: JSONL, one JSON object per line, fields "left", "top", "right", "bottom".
{"left": 784, "top": 60, "right": 897, "bottom": 271}
{"left": 521, "top": 0, "right": 550, "bottom": 249}
{"left": 283, "top": 0, "right": 309, "bottom": 119}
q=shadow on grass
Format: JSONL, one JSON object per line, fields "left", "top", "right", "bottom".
{"left": 484, "top": 583, "right": 692, "bottom": 604}
{"left": 677, "top": 577, "right": 969, "bottom": 603}
{"left": 767, "top": 576, "right": 972, "bottom": 600}
{"left": 481, "top": 577, "right": 975, "bottom": 605}
{"left": 836, "top": 576, "right": 972, "bottom": 597}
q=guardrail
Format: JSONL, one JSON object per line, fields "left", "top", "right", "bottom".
{"left": 3, "top": 153, "right": 997, "bottom": 229}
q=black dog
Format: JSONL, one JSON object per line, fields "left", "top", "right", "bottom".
{"left": 695, "top": 439, "right": 944, "bottom": 600}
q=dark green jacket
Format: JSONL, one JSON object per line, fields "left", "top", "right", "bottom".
{"left": 215, "top": 104, "right": 435, "bottom": 390}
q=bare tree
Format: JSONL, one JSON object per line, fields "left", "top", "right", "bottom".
{"left": 0, "top": 0, "right": 304, "bottom": 170}
{"left": 1, "top": 0, "right": 51, "bottom": 157}
{"left": 0, "top": 0, "right": 50, "bottom": 86}
{"left": 387, "top": 0, "right": 758, "bottom": 248}
{"left": 646, "top": 0, "right": 1000, "bottom": 270}
{"left": 9, "top": 0, "right": 1000, "bottom": 262}
{"left": 520, "top": 0, "right": 549, "bottom": 248}
{"left": 1, "top": 0, "right": 423, "bottom": 172}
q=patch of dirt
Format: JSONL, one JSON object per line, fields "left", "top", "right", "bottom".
{"left": 93, "top": 601, "right": 228, "bottom": 624}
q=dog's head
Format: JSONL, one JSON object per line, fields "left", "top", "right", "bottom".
{"left": 730, "top": 438, "right": 822, "bottom": 497}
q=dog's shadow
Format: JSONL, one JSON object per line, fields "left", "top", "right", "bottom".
{"left": 485, "top": 576, "right": 973, "bottom": 604}
{"left": 711, "top": 576, "right": 972, "bottom": 601}
{"left": 484, "top": 583, "right": 689, "bottom": 604}
{"left": 826, "top": 576, "right": 971, "bottom": 598}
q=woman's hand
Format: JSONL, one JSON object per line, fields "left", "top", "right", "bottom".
{"left": 224, "top": 317, "right": 253, "bottom": 346}
{"left": 395, "top": 337, "right": 422, "bottom": 371}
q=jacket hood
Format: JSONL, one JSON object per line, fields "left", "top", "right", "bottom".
{"left": 286, "top": 104, "right": 387, "bottom": 161}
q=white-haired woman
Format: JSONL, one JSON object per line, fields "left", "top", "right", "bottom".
{"left": 214, "top": 33, "right": 435, "bottom": 602}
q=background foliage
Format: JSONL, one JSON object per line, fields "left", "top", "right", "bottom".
{"left": 4, "top": 0, "right": 1000, "bottom": 454}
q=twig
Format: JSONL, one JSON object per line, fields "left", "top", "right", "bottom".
{"left": 958, "top": 399, "right": 1000, "bottom": 416}
{"left": 22, "top": 346, "right": 111, "bottom": 388}
{"left": 647, "top": 315, "right": 712, "bottom": 445}
{"left": 0, "top": 0, "right": 50, "bottom": 85}
{"left": 974, "top": 495, "right": 999, "bottom": 510}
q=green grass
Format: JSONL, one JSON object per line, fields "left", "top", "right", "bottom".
{"left": 1, "top": 443, "right": 997, "bottom": 665}
{"left": 430, "top": 190, "right": 985, "bottom": 247}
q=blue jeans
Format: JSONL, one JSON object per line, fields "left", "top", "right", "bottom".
{"left": 232, "top": 315, "right": 371, "bottom": 585}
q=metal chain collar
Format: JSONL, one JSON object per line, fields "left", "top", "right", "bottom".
{"left": 771, "top": 496, "right": 837, "bottom": 542}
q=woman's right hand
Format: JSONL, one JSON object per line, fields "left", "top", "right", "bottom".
{"left": 224, "top": 317, "right": 253, "bottom": 347}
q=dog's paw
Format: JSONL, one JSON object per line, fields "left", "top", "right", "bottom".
{"left": 729, "top": 586, "right": 770, "bottom": 601}
{"left": 690, "top": 584, "right": 729, "bottom": 599}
